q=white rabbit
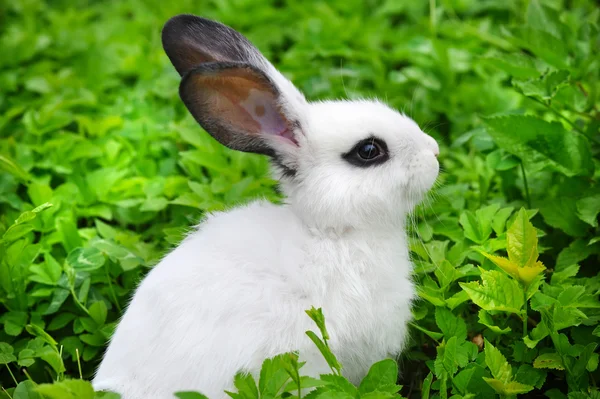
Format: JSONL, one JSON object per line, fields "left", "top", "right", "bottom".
{"left": 92, "top": 14, "right": 439, "bottom": 399}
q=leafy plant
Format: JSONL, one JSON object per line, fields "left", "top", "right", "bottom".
{"left": 1, "top": 0, "right": 599, "bottom": 398}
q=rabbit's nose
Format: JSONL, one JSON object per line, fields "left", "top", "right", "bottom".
{"left": 423, "top": 133, "right": 439, "bottom": 157}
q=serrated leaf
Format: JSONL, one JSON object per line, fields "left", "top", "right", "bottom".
{"left": 478, "top": 310, "right": 511, "bottom": 334}
{"left": 258, "top": 354, "right": 291, "bottom": 398}
{"left": 541, "top": 197, "right": 590, "bottom": 237}
{"left": 512, "top": 70, "right": 570, "bottom": 101}
{"left": 359, "top": 358, "right": 398, "bottom": 394}
{"left": 485, "top": 53, "right": 540, "bottom": 79}
{"left": 576, "top": 194, "right": 600, "bottom": 227}
{"left": 35, "top": 379, "right": 95, "bottom": 399}
{"left": 507, "top": 208, "right": 538, "bottom": 267}
{"left": 232, "top": 372, "right": 259, "bottom": 399}
{"left": 460, "top": 269, "right": 524, "bottom": 314}
{"left": 506, "top": 26, "right": 569, "bottom": 69}
{"left": 533, "top": 353, "right": 565, "bottom": 370}
{"left": 484, "top": 115, "right": 594, "bottom": 178}
{"left": 483, "top": 378, "right": 535, "bottom": 395}
{"left": 435, "top": 307, "right": 467, "bottom": 341}
{"left": 484, "top": 339, "right": 512, "bottom": 383}
{"left": 526, "top": 0, "right": 566, "bottom": 39}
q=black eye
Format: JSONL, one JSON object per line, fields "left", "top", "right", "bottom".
{"left": 342, "top": 137, "right": 389, "bottom": 167}
{"left": 357, "top": 142, "right": 380, "bottom": 160}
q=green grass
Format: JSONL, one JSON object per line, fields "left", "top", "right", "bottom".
{"left": 1, "top": 0, "right": 599, "bottom": 398}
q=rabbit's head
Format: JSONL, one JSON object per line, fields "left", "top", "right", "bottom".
{"left": 163, "top": 15, "right": 439, "bottom": 232}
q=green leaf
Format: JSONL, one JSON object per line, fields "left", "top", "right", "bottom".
{"left": 305, "top": 331, "right": 342, "bottom": 375}
{"left": 0, "top": 342, "right": 17, "bottom": 364}
{"left": 283, "top": 377, "right": 326, "bottom": 393}
{"left": 0, "top": 155, "right": 31, "bottom": 182}
{"left": 434, "top": 336, "right": 461, "bottom": 378}
{"left": 25, "top": 323, "right": 58, "bottom": 346}
{"left": 435, "top": 307, "right": 467, "bottom": 341}
{"left": 507, "top": 207, "right": 538, "bottom": 268}
{"left": 232, "top": 372, "right": 259, "bottom": 399}
{"left": 541, "top": 197, "right": 590, "bottom": 237}
{"left": 36, "top": 379, "right": 95, "bottom": 399}
{"left": 259, "top": 354, "right": 294, "bottom": 399}
{"left": 514, "top": 364, "right": 547, "bottom": 389}
{"left": 576, "top": 194, "right": 600, "bottom": 227}
{"left": 524, "top": 319, "right": 551, "bottom": 349}
{"left": 484, "top": 339, "right": 512, "bottom": 383}
{"left": 3, "top": 311, "right": 28, "bottom": 336}
{"left": 175, "top": 393, "right": 210, "bottom": 399}
{"left": 445, "top": 290, "right": 470, "bottom": 310}
{"left": 534, "top": 353, "right": 565, "bottom": 370}
{"left": 484, "top": 115, "right": 594, "bottom": 178}
{"left": 321, "top": 374, "right": 359, "bottom": 395}
{"left": 587, "top": 353, "right": 599, "bottom": 372}
{"left": 452, "top": 367, "right": 476, "bottom": 395}
{"left": 56, "top": 216, "right": 84, "bottom": 253}
{"left": 421, "top": 372, "right": 433, "bottom": 399}
{"left": 13, "top": 380, "right": 43, "bottom": 399}
{"left": 478, "top": 310, "right": 511, "bottom": 334}
{"left": 484, "top": 53, "right": 540, "bottom": 79}
{"left": 409, "top": 322, "right": 443, "bottom": 341}
{"left": 459, "top": 204, "right": 499, "bottom": 244}
{"left": 459, "top": 269, "right": 524, "bottom": 314}
{"left": 29, "top": 253, "right": 63, "bottom": 285}
{"left": 512, "top": 70, "right": 570, "bottom": 101}
{"left": 88, "top": 301, "right": 108, "bottom": 326}
{"left": 483, "top": 378, "right": 535, "bottom": 396}
{"left": 306, "top": 307, "right": 330, "bottom": 342}
{"left": 506, "top": 26, "right": 569, "bottom": 69}
{"left": 359, "top": 358, "right": 399, "bottom": 394}
{"left": 67, "top": 247, "right": 105, "bottom": 271}
{"left": 526, "top": 0, "right": 566, "bottom": 39}
{"left": 491, "top": 207, "right": 514, "bottom": 235}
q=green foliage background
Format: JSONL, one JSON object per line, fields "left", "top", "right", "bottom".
{"left": 0, "top": 0, "right": 599, "bottom": 398}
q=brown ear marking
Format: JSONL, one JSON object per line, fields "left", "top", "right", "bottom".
{"left": 179, "top": 62, "right": 293, "bottom": 156}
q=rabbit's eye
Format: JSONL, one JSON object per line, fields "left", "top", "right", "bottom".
{"left": 343, "top": 137, "right": 389, "bottom": 167}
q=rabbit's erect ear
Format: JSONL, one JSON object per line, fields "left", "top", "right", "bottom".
{"left": 162, "top": 15, "right": 305, "bottom": 156}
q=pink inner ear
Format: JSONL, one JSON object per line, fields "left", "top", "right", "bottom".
{"left": 238, "top": 88, "right": 297, "bottom": 145}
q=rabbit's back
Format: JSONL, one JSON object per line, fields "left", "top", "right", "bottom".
{"left": 93, "top": 200, "right": 308, "bottom": 398}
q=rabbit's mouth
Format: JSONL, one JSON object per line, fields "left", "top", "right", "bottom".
{"left": 402, "top": 149, "right": 440, "bottom": 207}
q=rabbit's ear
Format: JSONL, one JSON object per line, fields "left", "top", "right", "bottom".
{"left": 162, "top": 15, "right": 305, "bottom": 156}
{"left": 179, "top": 63, "right": 298, "bottom": 155}
{"left": 162, "top": 15, "right": 263, "bottom": 77}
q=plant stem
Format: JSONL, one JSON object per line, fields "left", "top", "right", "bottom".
{"left": 429, "top": 0, "right": 437, "bottom": 36}
{"left": 76, "top": 348, "right": 83, "bottom": 379}
{"left": 5, "top": 364, "right": 18, "bottom": 386}
{"left": 529, "top": 96, "right": 600, "bottom": 145}
{"left": 520, "top": 161, "right": 531, "bottom": 209}
{"left": 70, "top": 287, "right": 91, "bottom": 317}
{"left": 22, "top": 369, "right": 34, "bottom": 382}
{"left": 523, "top": 289, "right": 528, "bottom": 338}
{"left": 2, "top": 386, "right": 14, "bottom": 399}
{"left": 105, "top": 263, "right": 122, "bottom": 313}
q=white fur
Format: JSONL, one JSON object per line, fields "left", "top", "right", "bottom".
{"left": 93, "top": 16, "right": 439, "bottom": 399}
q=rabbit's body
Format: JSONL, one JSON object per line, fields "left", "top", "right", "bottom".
{"left": 93, "top": 200, "right": 414, "bottom": 398}
{"left": 94, "top": 14, "right": 440, "bottom": 399}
